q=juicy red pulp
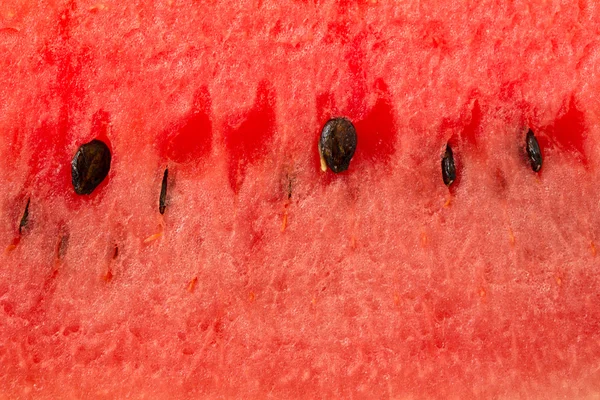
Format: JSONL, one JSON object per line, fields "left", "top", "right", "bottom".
{"left": 1, "top": 1, "right": 600, "bottom": 399}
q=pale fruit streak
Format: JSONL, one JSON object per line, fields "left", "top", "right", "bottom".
{"left": 318, "top": 142, "right": 327, "bottom": 172}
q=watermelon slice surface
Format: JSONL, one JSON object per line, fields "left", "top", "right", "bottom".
{"left": 2, "top": 0, "right": 600, "bottom": 398}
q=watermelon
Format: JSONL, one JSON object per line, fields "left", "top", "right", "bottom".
{"left": 2, "top": 0, "right": 600, "bottom": 398}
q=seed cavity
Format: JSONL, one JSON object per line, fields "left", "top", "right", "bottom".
{"left": 19, "top": 198, "right": 30, "bottom": 234}
{"left": 441, "top": 143, "right": 456, "bottom": 187}
{"left": 526, "top": 129, "right": 542, "bottom": 172}
{"left": 319, "top": 117, "right": 357, "bottom": 173}
{"left": 159, "top": 168, "right": 168, "bottom": 215}
{"left": 57, "top": 233, "right": 69, "bottom": 261}
{"left": 71, "top": 139, "right": 112, "bottom": 195}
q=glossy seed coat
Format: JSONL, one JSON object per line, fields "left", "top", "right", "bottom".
{"left": 441, "top": 143, "right": 456, "bottom": 187}
{"left": 71, "top": 139, "right": 112, "bottom": 195}
{"left": 526, "top": 129, "right": 543, "bottom": 172}
{"left": 159, "top": 168, "right": 168, "bottom": 215}
{"left": 319, "top": 117, "right": 357, "bottom": 173}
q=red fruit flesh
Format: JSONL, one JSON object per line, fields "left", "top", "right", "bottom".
{"left": 1, "top": 1, "right": 600, "bottom": 398}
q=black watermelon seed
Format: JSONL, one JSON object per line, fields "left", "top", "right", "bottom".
{"left": 441, "top": 143, "right": 456, "bottom": 187}
{"left": 18, "top": 198, "right": 30, "bottom": 234}
{"left": 526, "top": 129, "right": 542, "bottom": 172}
{"left": 71, "top": 139, "right": 112, "bottom": 195}
{"left": 159, "top": 168, "right": 168, "bottom": 215}
{"left": 319, "top": 117, "right": 357, "bottom": 173}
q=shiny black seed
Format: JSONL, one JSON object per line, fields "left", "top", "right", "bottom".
{"left": 159, "top": 168, "right": 168, "bottom": 215}
{"left": 319, "top": 117, "right": 357, "bottom": 173}
{"left": 441, "top": 143, "right": 456, "bottom": 187}
{"left": 526, "top": 129, "right": 542, "bottom": 172}
{"left": 19, "top": 198, "right": 30, "bottom": 234}
{"left": 71, "top": 139, "right": 111, "bottom": 195}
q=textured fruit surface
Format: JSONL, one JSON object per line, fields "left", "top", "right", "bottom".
{"left": 1, "top": 0, "right": 600, "bottom": 398}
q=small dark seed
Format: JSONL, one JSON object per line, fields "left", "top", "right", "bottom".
{"left": 19, "top": 198, "right": 30, "bottom": 234}
{"left": 57, "top": 234, "right": 69, "bottom": 260}
{"left": 71, "top": 139, "right": 111, "bottom": 195}
{"left": 441, "top": 143, "right": 456, "bottom": 187}
{"left": 159, "top": 168, "right": 168, "bottom": 215}
{"left": 112, "top": 244, "right": 119, "bottom": 259}
{"left": 284, "top": 172, "right": 293, "bottom": 200}
{"left": 526, "top": 129, "right": 542, "bottom": 172}
{"left": 319, "top": 117, "right": 357, "bottom": 173}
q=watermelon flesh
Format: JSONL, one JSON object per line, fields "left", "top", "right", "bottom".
{"left": 2, "top": 0, "right": 600, "bottom": 398}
